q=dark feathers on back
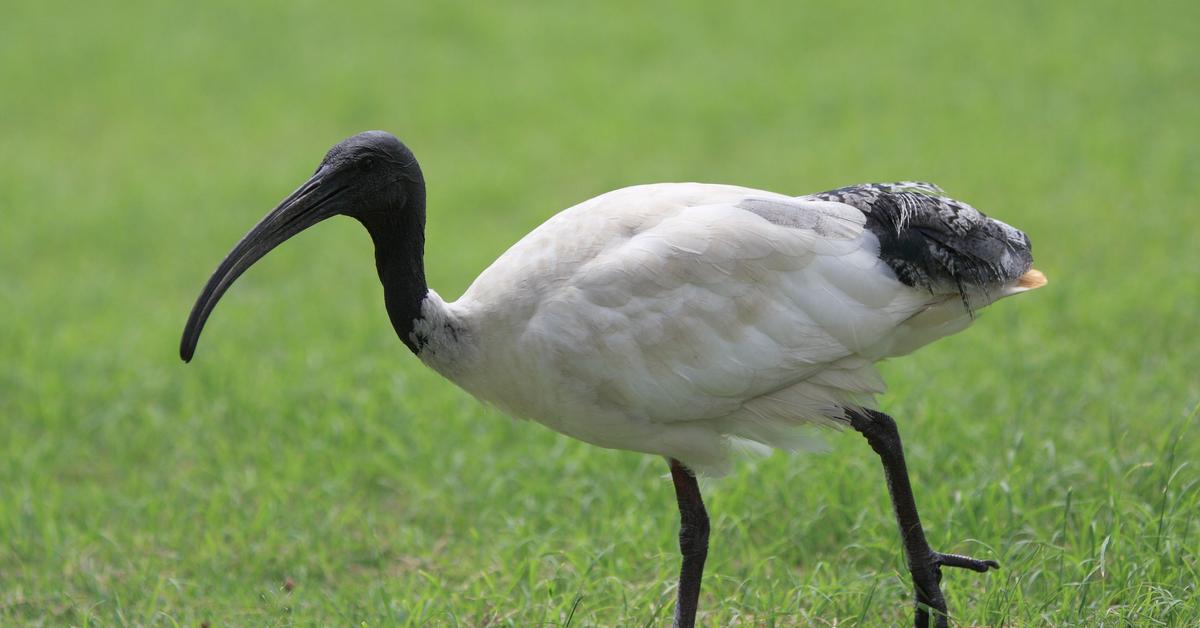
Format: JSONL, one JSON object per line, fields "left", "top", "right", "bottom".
{"left": 807, "top": 182, "right": 1034, "bottom": 308}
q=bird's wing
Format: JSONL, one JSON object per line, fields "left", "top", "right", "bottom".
{"left": 519, "top": 183, "right": 941, "bottom": 426}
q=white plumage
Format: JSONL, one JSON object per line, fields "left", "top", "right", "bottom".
{"left": 414, "top": 182, "right": 1038, "bottom": 476}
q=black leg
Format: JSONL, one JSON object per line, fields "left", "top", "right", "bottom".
{"left": 846, "top": 408, "right": 998, "bottom": 628}
{"left": 668, "top": 458, "right": 709, "bottom": 628}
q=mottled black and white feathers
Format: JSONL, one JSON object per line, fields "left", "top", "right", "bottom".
{"left": 807, "top": 182, "right": 1034, "bottom": 308}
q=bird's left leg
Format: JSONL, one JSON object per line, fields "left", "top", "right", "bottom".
{"left": 846, "top": 408, "right": 998, "bottom": 628}
{"left": 668, "top": 458, "right": 709, "bottom": 628}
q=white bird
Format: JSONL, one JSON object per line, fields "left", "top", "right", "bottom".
{"left": 182, "top": 131, "right": 1046, "bottom": 628}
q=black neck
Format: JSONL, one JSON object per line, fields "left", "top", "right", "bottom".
{"left": 359, "top": 181, "right": 429, "bottom": 355}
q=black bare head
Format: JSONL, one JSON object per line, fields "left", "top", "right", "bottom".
{"left": 180, "top": 131, "right": 428, "bottom": 362}
{"left": 314, "top": 131, "right": 424, "bottom": 221}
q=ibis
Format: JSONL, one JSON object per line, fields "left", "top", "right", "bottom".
{"left": 181, "top": 131, "right": 1046, "bottom": 627}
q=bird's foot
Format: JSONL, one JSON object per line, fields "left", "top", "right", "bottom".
{"left": 932, "top": 550, "right": 1000, "bottom": 576}
{"left": 912, "top": 551, "right": 999, "bottom": 627}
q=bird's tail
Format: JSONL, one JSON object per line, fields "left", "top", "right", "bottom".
{"left": 807, "top": 182, "right": 1045, "bottom": 311}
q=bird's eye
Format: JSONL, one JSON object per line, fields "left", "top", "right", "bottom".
{"left": 358, "top": 157, "right": 377, "bottom": 172}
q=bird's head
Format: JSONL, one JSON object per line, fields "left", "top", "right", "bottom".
{"left": 180, "top": 131, "right": 425, "bottom": 362}
{"left": 312, "top": 130, "right": 424, "bottom": 221}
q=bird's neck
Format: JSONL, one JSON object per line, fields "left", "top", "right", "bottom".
{"left": 359, "top": 185, "right": 432, "bottom": 355}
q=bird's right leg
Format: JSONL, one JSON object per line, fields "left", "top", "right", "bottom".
{"left": 668, "top": 458, "right": 709, "bottom": 628}
{"left": 846, "top": 408, "right": 998, "bottom": 628}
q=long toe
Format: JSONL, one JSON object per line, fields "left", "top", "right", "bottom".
{"left": 934, "top": 551, "right": 1000, "bottom": 573}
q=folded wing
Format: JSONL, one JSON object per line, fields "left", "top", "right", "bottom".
{"left": 525, "top": 184, "right": 944, "bottom": 427}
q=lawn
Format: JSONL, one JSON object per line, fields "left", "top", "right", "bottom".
{"left": 2, "top": 1, "right": 1198, "bottom": 625}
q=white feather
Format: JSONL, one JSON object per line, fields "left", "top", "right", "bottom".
{"left": 414, "top": 183, "right": 1018, "bottom": 475}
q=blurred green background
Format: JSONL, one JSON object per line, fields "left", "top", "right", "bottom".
{"left": 2, "top": 1, "right": 1198, "bottom": 625}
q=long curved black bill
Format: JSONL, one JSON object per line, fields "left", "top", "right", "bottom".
{"left": 180, "top": 168, "right": 342, "bottom": 362}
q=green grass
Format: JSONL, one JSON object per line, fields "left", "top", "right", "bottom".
{"left": 3, "top": 0, "right": 1199, "bottom": 625}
